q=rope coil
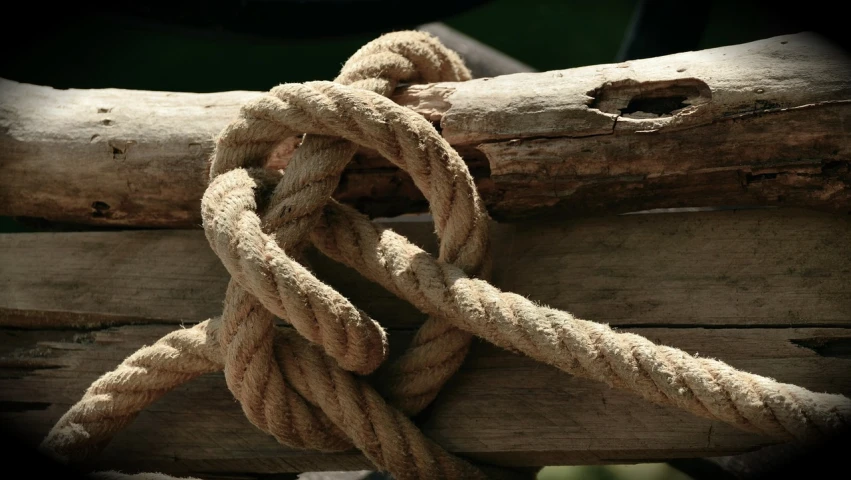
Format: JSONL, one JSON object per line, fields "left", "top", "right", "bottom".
{"left": 41, "top": 31, "right": 850, "bottom": 480}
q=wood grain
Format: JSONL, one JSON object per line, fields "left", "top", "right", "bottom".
{"left": 2, "top": 324, "right": 848, "bottom": 475}
{"left": 1, "top": 32, "right": 849, "bottom": 226}
{"left": 1, "top": 209, "right": 848, "bottom": 329}
{"left": 1, "top": 208, "right": 850, "bottom": 473}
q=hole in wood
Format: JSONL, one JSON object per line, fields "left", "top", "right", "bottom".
{"left": 91, "top": 201, "right": 111, "bottom": 218}
{"left": 621, "top": 95, "right": 689, "bottom": 116}
{"left": 587, "top": 78, "right": 711, "bottom": 118}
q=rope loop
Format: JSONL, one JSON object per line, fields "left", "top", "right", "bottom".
{"left": 41, "top": 30, "right": 851, "bottom": 480}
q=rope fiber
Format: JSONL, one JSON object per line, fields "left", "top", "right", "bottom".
{"left": 40, "top": 31, "right": 850, "bottom": 480}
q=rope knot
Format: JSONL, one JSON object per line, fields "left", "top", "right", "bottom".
{"left": 41, "top": 30, "right": 851, "bottom": 480}
{"left": 200, "top": 30, "right": 497, "bottom": 475}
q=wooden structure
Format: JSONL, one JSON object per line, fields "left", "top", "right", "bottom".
{"left": 1, "top": 32, "right": 849, "bottom": 478}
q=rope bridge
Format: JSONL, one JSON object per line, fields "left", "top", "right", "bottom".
{"left": 39, "top": 31, "right": 851, "bottom": 480}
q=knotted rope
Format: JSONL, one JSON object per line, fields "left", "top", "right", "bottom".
{"left": 41, "top": 31, "right": 850, "bottom": 480}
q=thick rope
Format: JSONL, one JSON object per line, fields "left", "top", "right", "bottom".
{"left": 311, "top": 200, "right": 851, "bottom": 441}
{"left": 42, "top": 321, "right": 224, "bottom": 463}
{"left": 40, "top": 320, "right": 351, "bottom": 463}
{"left": 44, "top": 31, "right": 499, "bottom": 479}
{"left": 200, "top": 31, "right": 497, "bottom": 477}
{"left": 206, "top": 77, "right": 851, "bottom": 440}
{"left": 208, "top": 31, "right": 484, "bottom": 418}
{"left": 41, "top": 30, "right": 850, "bottom": 480}
{"left": 41, "top": 313, "right": 517, "bottom": 480}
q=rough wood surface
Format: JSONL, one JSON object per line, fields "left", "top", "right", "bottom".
{"left": 2, "top": 208, "right": 849, "bottom": 330}
{"left": 2, "top": 208, "right": 850, "bottom": 474}
{"left": 2, "top": 323, "right": 848, "bottom": 475}
{"left": 1, "top": 32, "right": 849, "bottom": 226}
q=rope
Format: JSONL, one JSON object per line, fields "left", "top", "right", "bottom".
{"left": 310, "top": 201, "right": 851, "bottom": 440}
{"left": 40, "top": 30, "right": 850, "bottom": 480}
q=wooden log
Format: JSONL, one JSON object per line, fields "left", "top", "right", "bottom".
{"left": 1, "top": 209, "right": 850, "bottom": 475}
{"left": 1, "top": 32, "right": 849, "bottom": 227}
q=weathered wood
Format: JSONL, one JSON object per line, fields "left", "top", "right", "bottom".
{"left": 1, "top": 208, "right": 849, "bottom": 329}
{"left": 1, "top": 32, "right": 849, "bottom": 226}
{"left": 2, "top": 209, "right": 850, "bottom": 473}
{"left": 2, "top": 323, "right": 848, "bottom": 475}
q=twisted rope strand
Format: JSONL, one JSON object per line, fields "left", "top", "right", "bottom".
{"left": 209, "top": 79, "right": 492, "bottom": 413}
{"left": 205, "top": 31, "right": 497, "bottom": 478}
{"left": 39, "top": 310, "right": 496, "bottom": 479}
{"left": 309, "top": 200, "right": 851, "bottom": 441}
{"left": 208, "top": 32, "right": 485, "bottom": 417}
{"left": 216, "top": 284, "right": 489, "bottom": 479}
{"left": 39, "top": 320, "right": 352, "bottom": 463}
{"left": 43, "top": 32, "right": 504, "bottom": 480}
{"left": 41, "top": 30, "right": 851, "bottom": 480}
{"left": 203, "top": 165, "right": 387, "bottom": 376}
{"left": 40, "top": 321, "right": 221, "bottom": 463}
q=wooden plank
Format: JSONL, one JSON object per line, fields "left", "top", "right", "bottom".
{"left": 2, "top": 323, "right": 849, "bottom": 475}
{"left": 2, "top": 209, "right": 849, "bottom": 473}
{"left": 2, "top": 32, "right": 849, "bottom": 226}
{"left": 1, "top": 209, "right": 849, "bottom": 329}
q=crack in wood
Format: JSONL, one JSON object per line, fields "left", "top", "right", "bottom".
{"left": 790, "top": 337, "right": 851, "bottom": 359}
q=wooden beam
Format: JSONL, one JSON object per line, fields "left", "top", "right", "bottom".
{"left": 2, "top": 322, "right": 848, "bottom": 475}
{"left": 2, "top": 208, "right": 849, "bottom": 330}
{"left": 1, "top": 32, "right": 849, "bottom": 227}
{"left": 2, "top": 209, "right": 850, "bottom": 474}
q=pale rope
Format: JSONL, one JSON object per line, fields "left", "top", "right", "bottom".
{"left": 42, "top": 321, "right": 223, "bottom": 464}
{"left": 41, "top": 320, "right": 351, "bottom": 463}
{"left": 40, "top": 29, "right": 850, "bottom": 480}
{"left": 41, "top": 314, "right": 518, "bottom": 480}
{"left": 39, "top": 314, "right": 521, "bottom": 479}
{"left": 208, "top": 31, "right": 485, "bottom": 418}
{"left": 204, "top": 29, "right": 497, "bottom": 474}
{"left": 218, "top": 283, "right": 496, "bottom": 479}
{"left": 312, "top": 200, "right": 851, "bottom": 441}
{"left": 43, "top": 32, "right": 507, "bottom": 480}
{"left": 203, "top": 38, "right": 851, "bottom": 440}
{"left": 206, "top": 74, "right": 851, "bottom": 441}
{"left": 206, "top": 31, "right": 501, "bottom": 477}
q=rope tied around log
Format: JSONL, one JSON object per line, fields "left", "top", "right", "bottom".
{"left": 41, "top": 31, "right": 851, "bottom": 480}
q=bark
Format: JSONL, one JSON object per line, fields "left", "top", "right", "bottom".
{"left": 1, "top": 32, "right": 849, "bottom": 226}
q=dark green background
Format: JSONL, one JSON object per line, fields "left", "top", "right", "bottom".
{"left": 1, "top": 0, "right": 827, "bottom": 93}
{"left": 0, "top": 0, "right": 840, "bottom": 234}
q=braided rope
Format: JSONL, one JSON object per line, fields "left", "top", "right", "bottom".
{"left": 40, "top": 30, "right": 850, "bottom": 480}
